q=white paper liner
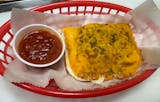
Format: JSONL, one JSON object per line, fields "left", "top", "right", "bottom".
{"left": 4, "top": 0, "right": 160, "bottom": 91}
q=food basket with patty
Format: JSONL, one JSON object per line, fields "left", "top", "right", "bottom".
{"left": 0, "top": 1, "right": 157, "bottom": 98}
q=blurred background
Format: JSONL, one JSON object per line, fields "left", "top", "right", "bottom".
{"left": 0, "top": 0, "right": 62, "bottom": 12}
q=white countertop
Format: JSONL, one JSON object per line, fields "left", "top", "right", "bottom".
{"left": 1, "top": 0, "right": 160, "bottom": 102}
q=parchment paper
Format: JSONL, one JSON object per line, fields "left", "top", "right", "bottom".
{"left": 4, "top": 0, "right": 160, "bottom": 91}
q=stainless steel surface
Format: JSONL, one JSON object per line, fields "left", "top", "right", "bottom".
{"left": 0, "top": 0, "right": 60, "bottom": 12}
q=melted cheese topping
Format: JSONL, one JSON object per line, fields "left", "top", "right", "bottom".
{"left": 63, "top": 24, "right": 141, "bottom": 81}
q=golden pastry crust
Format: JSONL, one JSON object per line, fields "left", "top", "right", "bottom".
{"left": 63, "top": 24, "right": 141, "bottom": 81}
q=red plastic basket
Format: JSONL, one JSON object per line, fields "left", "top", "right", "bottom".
{"left": 0, "top": 1, "right": 155, "bottom": 98}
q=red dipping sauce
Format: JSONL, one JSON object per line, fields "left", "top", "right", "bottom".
{"left": 18, "top": 30, "right": 62, "bottom": 64}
